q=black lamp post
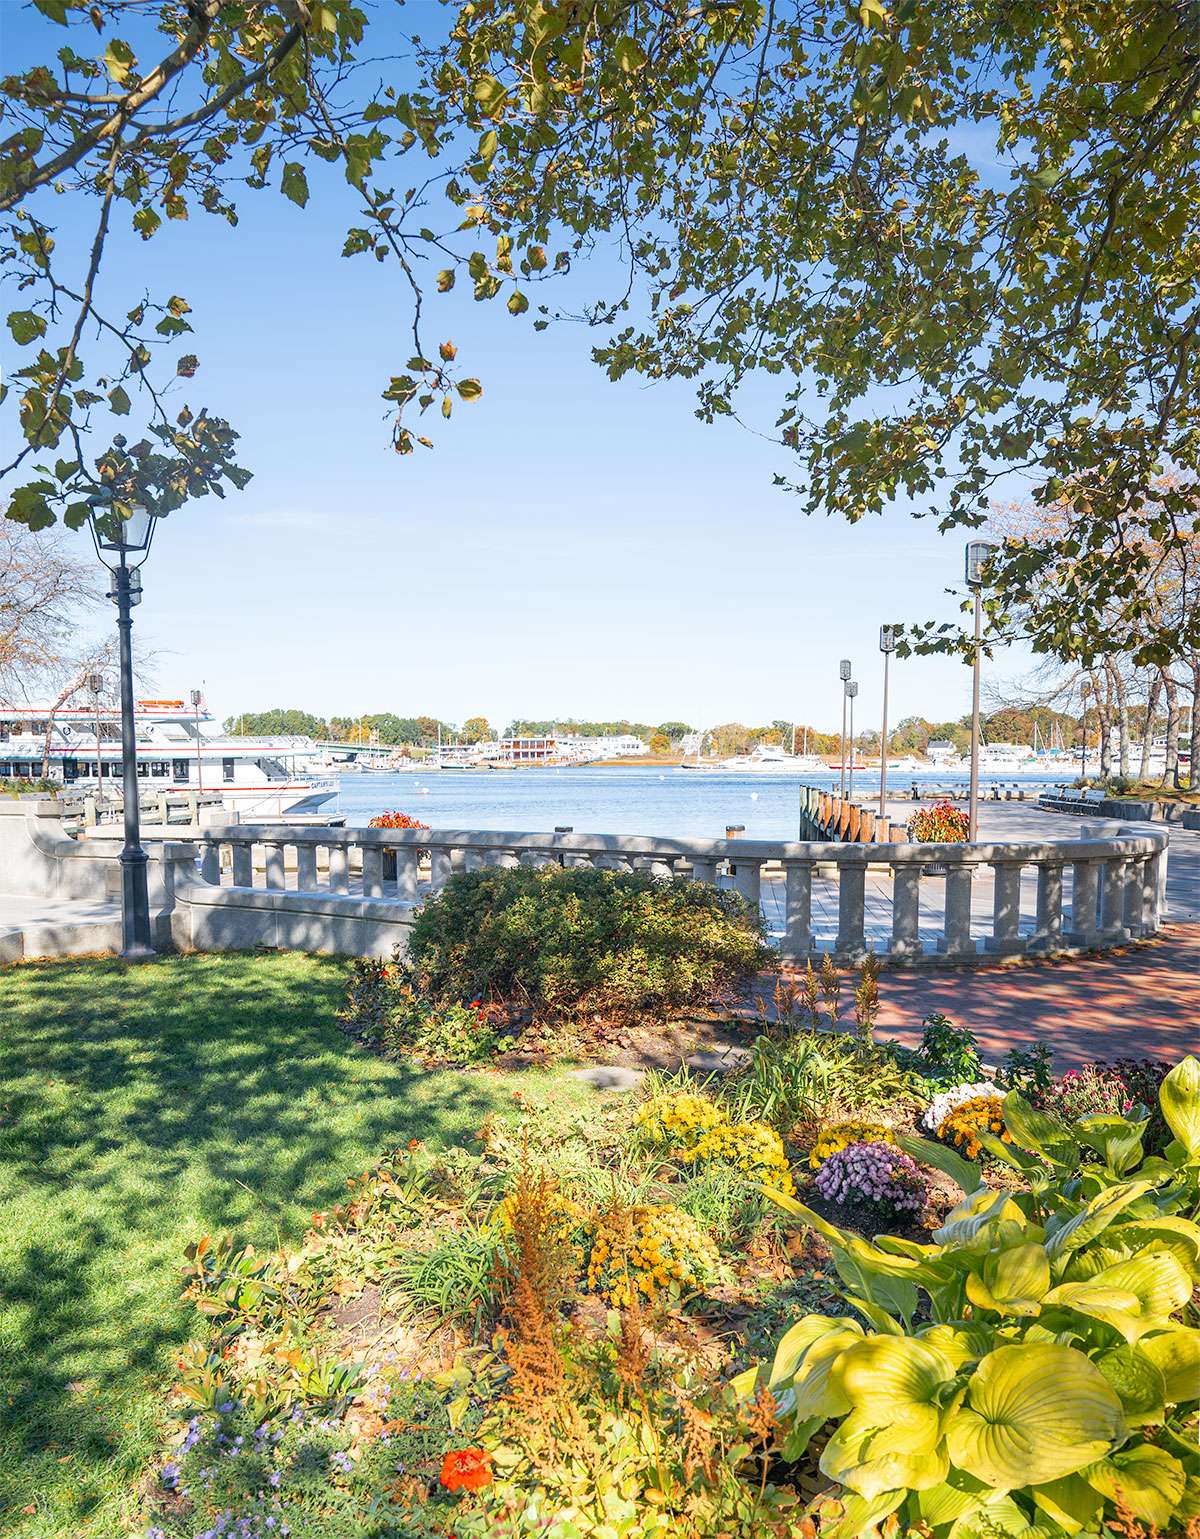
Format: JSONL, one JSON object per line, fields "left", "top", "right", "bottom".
{"left": 87, "top": 496, "right": 160, "bottom": 961}
{"left": 838, "top": 658, "right": 852, "bottom": 796}
{"left": 878, "top": 626, "right": 897, "bottom": 818}
{"left": 846, "top": 680, "right": 858, "bottom": 801}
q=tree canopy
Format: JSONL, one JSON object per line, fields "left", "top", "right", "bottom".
{"left": 3, "top": 0, "right": 1198, "bottom": 659}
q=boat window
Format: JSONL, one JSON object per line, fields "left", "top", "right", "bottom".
{"left": 151, "top": 761, "right": 170, "bottom": 777}
{"left": 223, "top": 758, "right": 235, "bottom": 782}
{"left": 173, "top": 758, "right": 190, "bottom": 780}
{"left": 137, "top": 761, "right": 149, "bottom": 777}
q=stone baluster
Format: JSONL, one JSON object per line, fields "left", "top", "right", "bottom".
{"left": 1030, "top": 861, "right": 1064, "bottom": 951}
{"left": 199, "top": 840, "right": 221, "bottom": 885}
{"left": 327, "top": 842, "right": 350, "bottom": 895}
{"left": 394, "top": 848, "right": 420, "bottom": 901}
{"left": 782, "top": 863, "right": 813, "bottom": 959}
{"left": 1098, "top": 857, "right": 1130, "bottom": 942}
{"left": 482, "top": 849, "right": 520, "bottom": 869}
{"left": 230, "top": 840, "right": 253, "bottom": 887}
{"left": 1065, "top": 858, "right": 1101, "bottom": 947}
{"left": 263, "top": 842, "right": 286, "bottom": 891}
{"left": 361, "top": 843, "right": 385, "bottom": 900}
{"left": 428, "top": 847, "right": 454, "bottom": 890}
{"left": 689, "top": 858, "right": 719, "bottom": 885}
{"left": 889, "top": 862, "right": 923, "bottom": 958}
{"left": 295, "top": 841, "right": 319, "bottom": 892}
{"left": 1125, "top": 853, "right": 1154, "bottom": 936}
{"left": 1145, "top": 845, "right": 1167, "bottom": 930}
{"left": 938, "top": 865, "right": 977, "bottom": 956}
{"left": 835, "top": 855, "right": 867, "bottom": 959}
{"left": 731, "top": 858, "right": 761, "bottom": 907}
{"left": 985, "top": 860, "right": 1026, "bottom": 955}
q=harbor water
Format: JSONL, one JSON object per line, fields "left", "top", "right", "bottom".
{"left": 333, "top": 766, "right": 1068, "bottom": 842}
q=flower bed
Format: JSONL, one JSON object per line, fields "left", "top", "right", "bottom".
{"left": 137, "top": 995, "right": 1200, "bottom": 1539}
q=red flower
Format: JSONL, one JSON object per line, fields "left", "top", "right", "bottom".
{"left": 440, "top": 1448, "right": 493, "bottom": 1492}
{"left": 408, "top": 1138, "right": 421, "bottom": 1151}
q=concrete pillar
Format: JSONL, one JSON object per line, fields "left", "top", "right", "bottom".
{"left": 1030, "top": 861, "right": 1064, "bottom": 951}
{"left": 938, "top": 866, "right": 977, "bottom": 955}
{"left": 395, "top": 849, "right": 420, "bottom": 901}
{"left": 985, "top": 860, "right": 1026, "bottom": 954}
{"left": 199, "top": 841, "right": 221, "bottom": 885}
{"left": 782, "top": 863, "right": 813, "bottom": 958}
{"left": 835, "top": 858, "right": 867, "bottom": 959}
{"left": 1065, "top": 859, "right": 1101, "bottom": 947}
{"left": 361, "top": 845, "right": 385, "bottom": 899}
{"left": 428, "top": 848, "right": 453, "bottom": 889}
{"left": 230, "top": 840, "right": 253, "bottom": 887}
{"left": 889, "top": 863, "right": 923, "bottom": 958}
{"left": 328, "top": 843, "right": 350, "bottom": 895}
{"left": 1098, "top": 857, "right": 1131, "bottom": 942}
{"left": 732, "top": 859, "right": 761, "bottom": 906}
{"left": 264, "top": 842, "right": 286, "bottom": 891}
{"left": 689, "top": 858, "right": 718, "bottom": 885}
{"left": 295, "top": 842, "right": 319, "bottom": 892}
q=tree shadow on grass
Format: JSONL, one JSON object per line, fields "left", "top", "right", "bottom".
{"left": 0, "top": 951, "right": 535, "bottom": 1531}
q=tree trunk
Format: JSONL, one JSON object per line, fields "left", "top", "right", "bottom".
{"left": 1161, "top": 672, "right": 1179, "bottom": 787}
{"left": 1092, "top": 669, "right": 1113, "bottom": 779}
{"left": 1189, "top": 659, "right": 1200, "bottom": 792}
{"left": 1107, "top": 658, "right": 1130, "bottom": 779}
{"left": 1139, "top": 677, "right": 1161, "bottom": 781}
{"left": 39, "top": 679, "right": 79, "bottom": 779}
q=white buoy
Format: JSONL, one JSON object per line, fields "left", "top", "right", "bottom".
{"left": 750, "top": 792, "right": 759, "bottom": 800}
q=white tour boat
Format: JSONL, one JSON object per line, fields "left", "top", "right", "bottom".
{"left": 0, "top": 698, "right": 338, "bottom": 818}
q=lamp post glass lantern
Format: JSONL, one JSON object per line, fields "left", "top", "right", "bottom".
{"left": 878, "top": 626, "right": 897, "bottom": 818}
{"left": 838, "top": 659, "right": 852, "bottom": 796}
{"left": 964, "top": 540, "right": 998, "bottom": 843}
{"left": 87, "top": 497, "right": 159, "bottom": 961}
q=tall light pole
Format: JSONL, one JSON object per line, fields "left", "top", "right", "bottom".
{"left": 843, "top": 689, "right": 855, "bottom": 806}
{"left": 838, "top": 658, "right": 851, "bottom": 795}
{"left": 878, "top": 626, "right": 896, "bottom": 818}
{"left": 87, "top": 496, "right": 160, "bottom": 961}
{"left": 88, "top": 671, "right": 104, "bottom": 806}
{"left": 191, "top": 689, "right": 204, "bottom": 790}
{"left": 1080, "top": 679, "right": 1090, "bottom": 781}
{"left": 965, "top": 540, "right": 997, "bottom": 843}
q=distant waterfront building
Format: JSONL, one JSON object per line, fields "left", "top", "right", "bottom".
{"left": 558, "top": 732, "right": 649, "bottom": 759}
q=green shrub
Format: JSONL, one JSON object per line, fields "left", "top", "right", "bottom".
{"left": 406, "top": 865, "right": 775, "bottom": 1022}
{"left": 742, "top": 1056, "right": 1200, "bottom": 1537}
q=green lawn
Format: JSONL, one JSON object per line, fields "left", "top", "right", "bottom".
{"left": 0, "top": 952, "right": 586, "bottom": 1537}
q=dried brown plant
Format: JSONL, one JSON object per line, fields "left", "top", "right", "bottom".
{"left": 854, "top": 949, "right": 880, "bottom": 1044}
{"left": 495, "top": 1155, "right": 576, "bottom": 1411}
{"left": 818, "top": 951, "right": 841, "bottom": 1027}
{"left": 801, "top": 959, "right": 822, "bottom": 1025}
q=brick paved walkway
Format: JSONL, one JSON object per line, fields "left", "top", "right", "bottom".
{"left": 767, "top": 924, "right": 1198, "bottom": 1070}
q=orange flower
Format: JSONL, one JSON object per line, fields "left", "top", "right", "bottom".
{"left": 408, "top": 1138, "right": 421, "bottom": 1150}
{"left": 440, "top": 1448, "right": 493, "bottom": 1493}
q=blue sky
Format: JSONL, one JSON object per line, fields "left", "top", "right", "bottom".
{"left": 2, "top": 4, "right": 1038, "bottom": 735}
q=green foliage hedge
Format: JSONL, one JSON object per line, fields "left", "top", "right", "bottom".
{"left": 406, "top": 865, "right": 775, "bottom": 1022}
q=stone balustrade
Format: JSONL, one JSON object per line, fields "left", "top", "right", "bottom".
{"left": 132, "top": 820, "right": 1169, "bottom": 965}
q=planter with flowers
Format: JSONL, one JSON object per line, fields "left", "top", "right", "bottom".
{"left": 907, "top": 799, "right": 970, "bottom": 874}
{"left": 368, "top": 809, "right": 430, "bottom": 880}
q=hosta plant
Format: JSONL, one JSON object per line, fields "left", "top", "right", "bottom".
{"left": 742, "top": 1056, "right": 1200, "bottom": 1538}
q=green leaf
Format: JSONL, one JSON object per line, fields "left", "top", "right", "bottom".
{"left": 965, "top": 1241, "right": 1050, "bottom": 1317}
{"left": 765, "top": 1314, "right": 862, "bottom": 1390}
{"left": 7, "top": 310, "right": 46, "bottom": 346}
{"left": 281, "top": 163, "right": 309, "bottom": 208}
{"left": 103, "top": 38, "right": 135, "bottom": 85}
{"left": 478, "top": 129, "right": 498, "bottom": 165}
{"left": 1031, "top": 1472, "right": 1104, "bottom": 1533}
{"left": 1096, "top": 1344, "right": 1168, "bottom": 1424}
{"left": 784, "top": 1328, "right": 864, "bottom": 1419}
{"left": 473, "top": 74, "right": 508, "bottom": 118}
{"left": 1160, "top": 1056, "right": 1200, "bottom": 1158}
{"left": 897, "top": 1133, "right": 984, "bottom": 1193}
{"left": 108, "top": 385, "right": 131, "bottom": 416}
{"left": 507, "top": 290, "right": 529, "bottom": 315}
{"left": 1044, "top": 1181, "right": 1156, "bottom": 1263}
{"left": 1083, "top": 1444, "right": 1187, "bottom": 1529}
{"left": 1138, "top": 1327, "right": 1200, "bottom": 1404}
{"left": 437, "top": 269, "right": 456, "bottom": 292}
{"left": 455, "top": 378, "right": 483, "bottom": 401}
{"left": 1076, "top": 1113, "right": 1147, "bottom": 1176}
{"left": 945, "top": 1343, "right": 1125, "bottom": 1488}
{"left": 612, "top": 35, "right": 646, "bottom": 72}
{"left": 820, "top": 1412, "right": 948, "bottom": 1499}
{"left": 1002, "top": 1090, "right": 1078, "bottom": 1168}
{"left": 830, "top": 1336, "right": 957, "bottom": 1453}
